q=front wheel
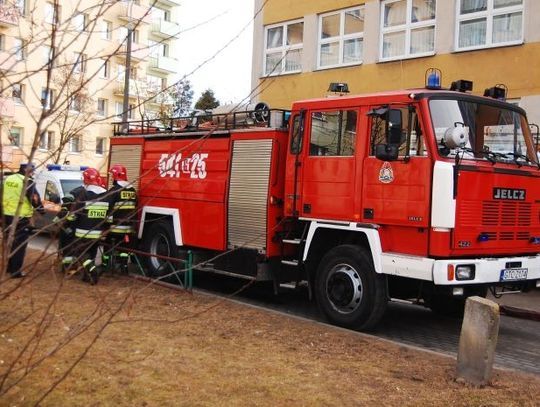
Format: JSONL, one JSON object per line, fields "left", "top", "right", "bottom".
{"left": 315, "top": 245, "right": 387, "bottom": 331}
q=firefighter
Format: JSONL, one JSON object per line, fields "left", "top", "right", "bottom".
{"left": 53, "top": 184, "right": 84, "bottom": 271}
{"left": 103, "top": 164, "right": 137, "bottom": 274}
{"left": 1, "top": 163, "right": 44, "bottom": 278}
{"left": 71, "top": 168, "right": 109, "bottom": 284}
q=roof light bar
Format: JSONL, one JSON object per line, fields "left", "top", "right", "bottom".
{"left": 425, "top": 68, "right": 442, "bottom": 90}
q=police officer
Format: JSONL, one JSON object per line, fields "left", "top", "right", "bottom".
{"left": 104, "top": 164, "right": 137, "bottom": 273}
{"left": 1, "top": 163, "right": 44, "bottom": 278}
{"left": 71, "top": 168, "right": 109, "bottom": 284}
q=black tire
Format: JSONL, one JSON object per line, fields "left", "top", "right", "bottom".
{"left": 315, "top": 245, "right": 387, "bottom": 331}
{"left": 141, "top": 220, "right": 181, "bottom": 278}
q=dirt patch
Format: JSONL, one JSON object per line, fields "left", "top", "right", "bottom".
{"left": 0, "top": 250, "right": 539, "bottom": 406}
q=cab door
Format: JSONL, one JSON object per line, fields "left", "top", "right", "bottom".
{"left": 362, "top": 104, "right": 432, "bottom": 255}
{"left": 299, "top": 108, "right": 358, "bottom": 220}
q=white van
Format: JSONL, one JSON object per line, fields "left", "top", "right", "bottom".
{"left": 33, "top": 165, "right": 86, "bottom": 232}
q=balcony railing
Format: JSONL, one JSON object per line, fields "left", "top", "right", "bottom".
{"left": 0, "top": 4, "right": 19, "bottom": 27}
{"left": 148, "top": 55, "right": 178, "bottom": 74}
{"left": 118, "top": 42, "right": 150, "bottom": 62}
{"left": 117, "top": 2, "right": 152, "bottom": 25}
{"left": 0, "top": 97, "right": 15, "bottom": 118}
{"left": 151, "top": 19, "right": 179, "bottom": 39}
{"left": 114, "top": 79, "right": 147, "bottom": 98}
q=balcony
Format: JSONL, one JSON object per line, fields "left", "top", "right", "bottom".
{"left": 117, "top": 42, "right": 150, "bottom": 62}
{"left": 151, "top": 19, "right": 179, "bottom": 39}
{"left": 0, "top": 50, "right": 17, "bottom": 72}
{"left": 147, "top": 91, "right": 174, "bottom": 106}
{"left": 0, "top": 97, "right": 14, "bottom": 118}
{"left": 148, "top": 55, "right": 178, "bottom": 74}
{"left": 117, "top": 2, "right": 152, "bottom": 25}
{"left": 155, "top": 0, "right": 181, "bottom": 7}
{"left": 114, "top": 80, "right": 147, "bottom": 98}
{"left": 0, "top": 4, "right": 19, "bottom": 27}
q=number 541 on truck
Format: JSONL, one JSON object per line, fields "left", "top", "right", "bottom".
{"left": 109, "top": 76, "right": 540, "bottom": 330}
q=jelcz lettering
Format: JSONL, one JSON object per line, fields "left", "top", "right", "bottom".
{"left": 493, "top": 188, "right": 526, "bottom": 200}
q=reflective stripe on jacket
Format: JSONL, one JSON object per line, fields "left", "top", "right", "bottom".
{"left": 2, "top": 174, "right": 33, "bottom": 217}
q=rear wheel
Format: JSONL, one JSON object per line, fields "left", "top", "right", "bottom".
{"left": 315, "top": 245, "right": 387, "bottom": 331}
{"left": 141, "top": 220, "right": 181, "bottom": 278}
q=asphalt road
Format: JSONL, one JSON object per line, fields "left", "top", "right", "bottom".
{"left": 28, "top": 234, "right": 540, "bottom": 375}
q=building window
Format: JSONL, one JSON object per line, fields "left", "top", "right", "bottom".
{"left": 102, "top": 20, "right": 112, "bottom": 40}
{"left": 309, "top": 110, "right": 357, "bottom": 156}
{"left": 95, "top": 137, "right": 105, "bottom": 155}
{"left": 264, "top": 20, "right": 303, "bottom": 76}
{"left": 15, "top": 0, "right": 25, "bottom": 15}
{"left": 74, "top": 13, "right": 88, "bottom": 32}
{"left": 42, "top": 46, "right": 54, "bottom": 66}
{"left": 39, "top": 131, "right": 54, "bottom": 150}
{"left": 119, "top": 27, "right": 139, "bottom": 44}
{"left": 456, "top": 0, "right": 523, "bottom": 50}
{"left": 0, "top": 34, "right": 4, "bottom": 51}
{"left": 41, "top": 87, "right": 54, "bottom": 109}
{"left": 380, "top": 0, "right": 436, "bottom": 61}
{"left": 73, "top": 52, "right": 86, "bottom": 73}
{"left": 9, "top": 127, "right": 22, "bottom": 147}
{"left": 100, "top": 59, "right": 109, "bottom": 78}
{"left": 97, "top": 98, "right": 107, "bottom": 117}
{"left": 44, "top": 2, "right": 60, "bottom": 25}
{"left": 69, "top": 135, "right": 82, "bottom": 153}
{"left": 12, "top": 83, "right": 24, "bottom": 104}
{"left": 128, "top": 104, "right": 135, "bottom": 119}
{"left": 152, "top": 7, "right": 170, "bottom": 22}
{"left": 69, "top": 95, "right": 83, "bottom": 112}
{"left": 14, "top": 38, "right": 25, "bottom": 61}
{"left": 115, "top": 102, "right": 123, "bottom": 118}
{"left": 318, "top": 7, "right": 364, "bottom": 69}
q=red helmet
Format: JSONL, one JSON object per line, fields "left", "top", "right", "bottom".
{"left": 83, "top": 168, "right": 101, "bottom": 186}
{"left": 109, "top": 164, "right": 127, "bottom": 181}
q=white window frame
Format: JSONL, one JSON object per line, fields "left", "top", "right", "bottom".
{"left": 14, "top": 38, "right": 25, "bottom": 61}
{"left": 379, "top": 0, "right": 437, "bottom": 62}
{"left": 100, "top": 59, "right": 109, "bottom": 78}
{"left": 74, "top": 12, "right": 88, "bottom": 32}
{"left": 44, "top": 2, "right": 59, "bottom": 25}
{"left": 73, "top": 52, "right": 86, "bottom": 73}
{"left": 115, "top": 101, "right": 124, "bottom": 119}
{"left": 69, "top": 135, "right": 82, "bottom": 153}
{"left": 9, "top": 127, "right": 22, "bottom": 147}
{"left": 41, "top": 87, "right": 54, "bottom": 109}
{"left": 263, "top": 19, "right": 303, "bottom": 76}
{"left": 12, "top": 83, "right": 24, "bottom": 104}
{"left": 95, "top": 137, "right": 105, "bottom": 156}
{"left": 102, "top": 20, "right": 112, "bottom": 40}
{"left": 318, "top": 6, "right": 365, "bottom": 70}
{"left": 39, "top": 130, "right": 54, "bottom": 151}
{"left": 455, "top": 0, "right": 523, "bottom": 52}
{"left": 97, "top": 98, "right": 107, "bottom": 117}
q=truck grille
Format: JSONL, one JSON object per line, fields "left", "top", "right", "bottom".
{"left": 458, "top": 200, "right": 532, "bottom": 242}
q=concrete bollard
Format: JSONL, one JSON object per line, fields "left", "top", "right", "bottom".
{"left": 456, "top": 296, "right": 500, "bottom": 386}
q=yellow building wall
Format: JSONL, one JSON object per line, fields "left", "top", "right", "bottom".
{"left": 263, "top": 0, "right": 362, "bottom": 24}
{"left": 259, "top": 42, "right": 540, "bottom": 110}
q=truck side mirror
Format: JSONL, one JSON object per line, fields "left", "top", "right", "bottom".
{"left": 375, "top": 144, "right": 399, "bottom": 161}
{"left": 387, "top": 109, "right": 403, "bottom": 145}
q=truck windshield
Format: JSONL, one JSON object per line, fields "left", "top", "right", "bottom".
{"left": 430, "top": 98, "right": 537, "bottom": 165}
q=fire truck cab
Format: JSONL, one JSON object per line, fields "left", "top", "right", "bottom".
{"left": 110, "top": 80, "right": 540, "bottom": 330}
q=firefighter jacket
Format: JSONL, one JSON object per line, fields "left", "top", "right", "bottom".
{"left": 107, "top": 180, "right": 137, "bottom": 235}
{"left": 53, "top": 186, "right": 85, "bottom": 227}
{"left": 72, "top": 185, "right": 109, "bottom": 239}
{"left": 2, "top": 173, "right": 42, "bottom": 218}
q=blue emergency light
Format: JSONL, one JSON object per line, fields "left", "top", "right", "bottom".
{"left": 47, "top": 164, "right": 88, "bottom": 171}
{"left": 425, "top": 68, "right": 442, "bottom": 90}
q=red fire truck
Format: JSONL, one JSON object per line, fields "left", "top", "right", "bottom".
{"left": 109, "top": 78, "right": 540, "bottom": 330}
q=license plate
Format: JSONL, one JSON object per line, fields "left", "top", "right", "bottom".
{"left": 499, "top": 268, "right": 528, "bottom": 282}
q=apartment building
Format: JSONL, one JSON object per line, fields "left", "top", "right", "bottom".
{"left": 252, "top": 0, "right": 540, "bottom": 125}
{"left": 0, "top": 0, "right": 180, "bottom": 173}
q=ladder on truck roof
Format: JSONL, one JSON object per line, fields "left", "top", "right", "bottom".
{"left": 113, "top": 108, "right": 290, "bottom": 137}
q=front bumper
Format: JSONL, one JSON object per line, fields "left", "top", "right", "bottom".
{"left": 432, "top": 254, "right": 540, "bottom": 286}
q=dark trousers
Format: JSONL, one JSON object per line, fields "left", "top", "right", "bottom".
{"left": 2, "top": 215, "right": 31, "bottom": 276}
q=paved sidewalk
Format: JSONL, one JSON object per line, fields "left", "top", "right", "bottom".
{"left": 489, "top": 288, "right": 540, "bottom": 312}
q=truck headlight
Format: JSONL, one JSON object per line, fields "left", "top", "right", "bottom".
{"left": 455, "top": 264, "right": 475, "bottom": 281}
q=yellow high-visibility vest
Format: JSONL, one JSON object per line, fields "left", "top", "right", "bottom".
{"left": 2, "top": 173, "right": 34, "bottom": 218}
